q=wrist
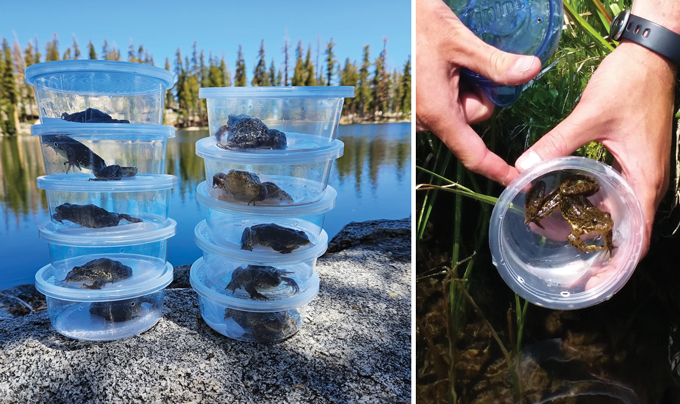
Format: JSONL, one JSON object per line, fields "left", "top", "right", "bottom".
{"left": 616, "top": 41, "right": 677, "bottom": 79}
{"left": 631, "top": 1, "right": 680, "bottom": 34}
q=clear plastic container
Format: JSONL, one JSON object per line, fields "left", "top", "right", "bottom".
{"left": 35, "top": 261, "right": 173, "bottom": 341}
{"left": 199, "top": 86, "right": 354, "bottom": 148}
{"left": 195, "top": 218, "right": 326, "bottom": 300}
{"left": 24, "top": 60, "right": 176, "bottom": 124}
{"left": 32, "top": 123, "right": 175, "bottom": 178}
{"left": 196, "top": 137, "right": 343, "bottom": 206}
{"left": 197, "top": 181, "right": 336, "bottom": 241}
{"left": 191, "top": 257, "right": 318, "bottom": 343}
{"left": 489, "top": 157, "right": 644, "bottom": 309}
{"left": 38, "top": 174, "right": 178, "bottom": 234}
{"left": 39, "top": 219, "right": 176, "bottom": 282}
{"left": 447, "top": 0, "right": 563, "bottom": 106}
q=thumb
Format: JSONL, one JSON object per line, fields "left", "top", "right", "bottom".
{"left": 455, "top": 30, "right": 541, "bottom": 86}
{"left": 515, "top": 120, "right": 591, "bottom": 172}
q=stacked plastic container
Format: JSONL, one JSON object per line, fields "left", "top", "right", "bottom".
{"left": 191, "top": 87, "right": 353, "bottom": 343}
{"left": 25, "top": 61, "right": 178, "bottom": 341}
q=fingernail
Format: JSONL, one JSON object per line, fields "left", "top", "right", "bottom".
{"left": 516, "top": 150, "right": 542, "bottom": 172}
{"left": 512, "top": 56, "right": 535, "bottom": 74}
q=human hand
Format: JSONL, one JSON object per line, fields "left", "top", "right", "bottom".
{"left": 416, "top": 0, "right": 541, "bottom": 185}
{"left": 515, "top": 42, "right": 676, "bottom": 258}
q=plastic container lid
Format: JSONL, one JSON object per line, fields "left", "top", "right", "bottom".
{"left": 38, "top": 173, "right": 178, "bottom": 192}
{"left": 197, "top": 182, "right": 337, "bottom": 215}
{"left": 35, "top": 261, "right": 173, "bottom": 302}
{"left": 31, "top": 122, "right": 176, "bottom": 138}
{"left": 39, "top": 218, "right": 177, "bottom": 246}
{"left": 489, "top": 157, "right": 644, "bottom": 309}
{"left": 25, "top": 60, "right": 177, "bottom": 93}
{"left": 195, "top": 136, "right": 344, "bottom": 163}
{"left": 194, "top": 220, "right": 329, "bottom": 264}
{"left": 199, "top": 86, "right": 354, "bottom": 98}
{"left": 190, "top": 257, "right": 320, "bottom": 312}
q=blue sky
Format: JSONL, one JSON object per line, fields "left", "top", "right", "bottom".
{"left": 2, "top": 0, "right": 411, "bottom": 82}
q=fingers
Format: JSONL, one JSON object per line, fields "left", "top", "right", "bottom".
{"left": 459, "top": 84, "right": 495, "bottom": 124}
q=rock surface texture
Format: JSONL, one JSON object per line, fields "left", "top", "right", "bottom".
{"left": 0, "top": 218, "right": 411, "bottom": 403}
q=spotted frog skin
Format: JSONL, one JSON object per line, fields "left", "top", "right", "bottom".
{"left": 226, "top": 265, "right": 300, "bottom": 300}
{"left": 64, "top": 258, "right": 133, "bottom": 289}
{"left": 61, "top": 108, "right": 130, "bottom": 123}
{"left": 53, "top": 203, "right": 143, "bottom": 228}
{"left": 525, "top": 174, "right": 615, "bottom": 259}
{"left": 240, "top": 223, "right": 311, "bottom": 254}
{"left": 225, "top": 308, "right": 299, "bottom": 343}
{"left": 43, "top": 135, "right": 137, "bottom": 180}
{"left": 213, "top": 170, "right": 294, "bottom": 205}
{"left": 89, "top": 298, "right": 143, "bottom": 322}
{"left": 214, "top": 114, "right": 287, "bottom": 150}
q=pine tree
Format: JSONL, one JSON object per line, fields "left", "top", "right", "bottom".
{"left": 339, "top": 58, "right": 358, "bottom": 116}
{"left": 234, "top": 45, "right": 246, "bottom": 87}
{"left": 62, "top": 48, "right": 72, "bottom": 60}
{"left": 220, "top": 57, "right": 231, "bottom": 86}
{"left": 72, "top": 36, "right": 81, "bottom": 59}
{"left": 370, "top": 38, "right": 389, "bottom": 119}
{"left": 324, "top": 38, "right": 336, "bottom": 86}
{"left": 88, "top": 40, "right": 97, "bottom": 59}
{"left": 400, "top": 56, "right": 411, "bottom": 118}
{"left": 252, "top": 40, "right": 269, "bottom": 87}
{"left": 2, "top": 39, "right": 18, "bottom": 134}
{"left": 128, "top": 42, "right": 138, "bottom": 63}
{"left": 268, "top": 58, "right": 277, "bottom": 87}
{"left": 291, "top": 41, "right": 305, "bottom": 86}
{"left": 276, "top": 69, "right": 283, "bottom": 86}
{"left": 282, "top": 33, "right": 290, "bottom": 86}
{"left": 45, "top": 34, "right": 60, "bottom": 62}
{"left": 101, "top": 40, "right": 109, "bottom": 60}
{"left": 33, "top": 36, "right": 41, "bottom": 64}
{"left": 23, "top": 41, "right": 36, "bottom": 119}
{"left": 357, "top": 45, "right": 371, "bottom": 117}
{"left": 164, "top": 57, "right": 174, "bottom": 109}
{"left": 304, "top": 45, "right": 316, "bottom": 86}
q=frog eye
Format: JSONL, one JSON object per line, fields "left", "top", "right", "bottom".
{"left": 130, "top": 301, "right": 136, "bottom": 306}
{"left": 54, "top": 142, "right": 58, "bottom": 147}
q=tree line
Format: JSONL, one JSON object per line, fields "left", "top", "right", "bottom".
{"left": 0, "top": 34, "right": 411, "bottom": 133}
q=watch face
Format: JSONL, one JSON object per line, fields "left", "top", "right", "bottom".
{"left": 611, "top": 10, "right": 630, "bottom": 41}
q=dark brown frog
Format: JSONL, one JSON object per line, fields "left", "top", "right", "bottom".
{"left": 240, "top": 223, "right": 311, "bottom": 254}
{"left": 225, "top": 265, "right": 300, "bottom": 300}
{"left": 63, "top": 258, "right": 133, "bottom": 289}
{"left": 225, "top": 308, "right": 299, "bottom": 343}
{"left": 89, "top": 298, "right": 143, "bottom": 322}
{"left": 53, "top": 203, "right": 143, "bottom": 228}
{"left": 213, "top": 170, "right": 267, "bottom": 205}
{"left": 214, "top": 114, "right": 287, "bottom": 150}
{"left": 61, "top": 108, "right": 130, "bottom": 123}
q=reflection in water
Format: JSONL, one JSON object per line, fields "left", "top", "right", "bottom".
{"left": 0, "top": 123, "right": 410, "bottom": 289}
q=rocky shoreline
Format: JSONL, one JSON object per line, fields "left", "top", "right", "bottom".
{"left": 0, "top": 218, "right": 411, "bottom": 403}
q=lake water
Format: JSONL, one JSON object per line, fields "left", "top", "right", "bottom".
{"left": 0, "top": 123, "right": 411, "bottom": 289}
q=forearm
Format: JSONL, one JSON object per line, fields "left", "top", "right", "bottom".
{"left": 632, "top": 0, "right": 680, "bottom": 33}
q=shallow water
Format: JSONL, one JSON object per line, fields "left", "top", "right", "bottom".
{"left": 0, "top": 123, "right": 411, "bottom": 289}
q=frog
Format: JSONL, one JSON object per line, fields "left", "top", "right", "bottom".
{"left": 225, "top": 308, "right": 299, "bottom": 343}
{"left": 214, "top": 114, "right": 287, "bottom": 150}
{"left": 240, "top": 223, "right": 312, "bottom": 254}
{"left": 262, "top": 182, "right": 294, "bottom": 204}
{"left": 524, "top": 174, "right": 615, "bottom": 259}
{"left": 42, "top": 134, "right": 137, "bottom": 180}
{"left": 89, "top": 298, "right": 143, "bottom": 322}
{"left": 61, "top": 108, "right": 131, "bottom": 123}
{"left": 63, "top": 258, "right": 133, "bottom": 289}
{"left": 225, "top": 265, "right": 300, "bottom": 300}
{"left": 212, "top": 170, "right": 267, "bottom": 205}
{"left": 52, "top": 203, "right": 143, "bottom": 228}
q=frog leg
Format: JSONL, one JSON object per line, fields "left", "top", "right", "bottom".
{"left": 82, "top": 280, "right": 104, "bottom": 290}
{"left": 244, "top": 283, "right": 269, "bottom": 300}
{"left": 118, "top": 213, "right": 143, "bottom": 224}
{"left": 281, "top": 277, "right": 300, "bottom": 294}
{"left": 91, "top": 165, "right": 122, "bottom": 181}
{"left": 560, "top": 175, "right": 600, "bottom": 196}
{"left": 64, "top": 147, "right": 81, "bottom": 173}
{"left": 567, "top": 228, "right": 606, "bottom": 254}
{"left": 603, "top": 230, "right": 616, "bottom": 261}
{"left": 525, "top": 185, "right": 561, "bottom": 229}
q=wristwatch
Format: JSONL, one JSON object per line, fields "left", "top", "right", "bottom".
{"left": 610, "top": 10, "right": 680, "bottom": 66}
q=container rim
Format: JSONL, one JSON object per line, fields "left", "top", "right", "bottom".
{"left": 190, "top": 257, "right": 320, "bottom": 311}
{"left": 38, "top": 173, "right": 178, "bottom": 192}
{"left": 39, "top": 218, "right": 177, "bottom": 246}
{"left": 196, "top": 182, "right": 337, "bottom": 215}
{"left": 199, "top": 86, "right": 354, "bottom": 98}
{"left": 35, "top": 261, "right": 173, "bottom": 302}
{"left": 194, "top": 220, "right": 328, "bottom": 263}
{"left": 195, "top": 137, "right": 343, "bottom": 164}
{"left": 31, "top": 122, "right": 176, "bottom": 138}
{"left": 25, "top": 60, "right": 177, "bottom": 89}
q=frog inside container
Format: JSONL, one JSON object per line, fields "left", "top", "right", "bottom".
{"left": 446, "top": 0, "right": 563, "bottom": 106}
{"left": 489, "top": 157, "right": 644, "bottom": 309}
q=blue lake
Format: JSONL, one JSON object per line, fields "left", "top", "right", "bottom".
{"left": 0, "top": 123, "right": 411, "bottom": 289}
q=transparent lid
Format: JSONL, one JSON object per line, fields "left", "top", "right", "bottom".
{"left": 39, "top": 218, "right": 177, "bottom": 246}
{"left": 25, "top": 60, "right": 177, "bottom": 93}
{"left": 31, "top": 122, "right": 176, "bottom": 138}
{"left": 197, "top": 182, "right": 337, "bottom": 215}
{"left": 195, "top": 136, "right": 343, "bottom": 163}
{"left": 190, "top": 257, "right": 320, "bottom": 312}
{"left": 38, "top": 173, "right": 178, "bottom": 192}
{"left": 35, "top": 261, "right": 173, "bottom": 302}
{"left": 489, "top": 157, "right": 644, "bottom": 309}
{"left": 199, "top": 86, "right": 354, "bottom": 98}
{"left": 194, "top": 220, "right": 328, "bottom": 264}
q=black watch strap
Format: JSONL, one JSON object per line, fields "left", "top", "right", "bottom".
{"left": 610, "top": 10, "right": 680, "bottom": 66}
